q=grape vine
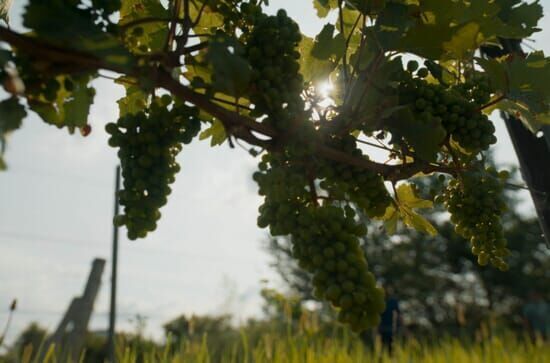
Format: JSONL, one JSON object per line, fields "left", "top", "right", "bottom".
{"left": 0, "top": 0, "right": 548, "bottom": 334}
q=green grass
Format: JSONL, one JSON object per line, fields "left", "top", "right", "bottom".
{"left": 26, "top": 333, "right": 546, "bottom": 363}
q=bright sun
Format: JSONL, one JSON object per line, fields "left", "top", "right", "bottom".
{"left": 318, "top": 81, "right": 334, "bottom": 99}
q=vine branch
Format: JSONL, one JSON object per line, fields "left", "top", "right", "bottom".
{"left": 0, "top": 26, "right": 457, "bottom": 182}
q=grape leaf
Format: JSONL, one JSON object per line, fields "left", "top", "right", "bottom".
{"left": 496, "top": 0, "right": 543, "bottom": 37}
{"left": 299, "top": 36, "right": 337, "bottom": 83}
{"left": 382, "top": 205, "right": 399, "bottom": 235}
{"left": 184, "top": 52, "right": 214, "bottom": 85}
{"left": 199, "top": 119, "right": 227, "bottom": 146}
{"left": 387, "top": 0, "right": 542, "bottom": 60}
{"left": 189, "top": 1, "right": 224, "bottom": 36}
{"left": 385, "top": 104, "right": 447, "bottom": 162}
{"left": 120, "top": 0, "right": 169, "bottom": 53}
{"left": 205, "top": 34, "right": 251, "bottom": 96}
{"left": 477, "top": 51, "right": 550, "bottom": 131}
{"left": 346, "top": 55, "right": 402, "bottom": 113}
{"left": 211, "top": 93, "right": 251, "bottom": 114}
{"left": 0, "top": 97, "right": 25, "bottom": 133}
{"left": 372, "top": 1, "right": 415, "bottom": 50}
{"left": 0, "top": 96, "right": 27, "bottom": 170}
{"left": 396, "top": 183, "right": 433, "bottom": 209}
{"left": 345, "top": 0, "right": 386, "bottom": 16}
{"left": 398, "top": 23, "right": 455, "bottom": 59}
{"left": 116, "top": 79, "right": 148, "bottom": 116}
{"left": 312, "top": 0, "right": 338, "bottom": 18}
{"left": 382, "top": 183, "right": 436, "bottom": 235}
{"left": 442, "top": 22, "right": 482, "bottom": 60}
{"left": 28, "top": 75, "right": 95, "bottom": 128}
{"left": 336, "top": 7, "right": 362, "bottom": 43}
{"left": 401, "top": 208, "right": 437, "bottom": 236}
{"left": 311, "top": 24, "right": 346, "bottom": 61}
{"left": 24, "top": 0, "right": 134, "bottom": 70}
{"left": 495, "top": 99, "right": 550, "bottom": 133}
{"left": 423, "top": 60, "right": 456, "bottom": 86}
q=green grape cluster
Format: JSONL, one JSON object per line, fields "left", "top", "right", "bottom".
{"left": 399, "top": 62, "right": 497, "bottom": 153}
{"left": 242, "top": 6, "right": 305, "bottom": 130}
{"left": 105, "top": 100, "right": 201, "bottom": 240}
{"left": 454, "top": 74, "right": 492, "bottom": 107}
{"left": 291, "top": 205, "right": 386, "bottom": 332}
{"left": 318, "top": 136, "right": 391, "bottom": 217}
{"left": 254, "top": 152, "right": 386, "bottom": 332}
{"left": 437, "top": 169, "right": 510, "bottom": 270}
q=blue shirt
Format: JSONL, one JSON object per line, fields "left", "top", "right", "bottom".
{"left": 379, "top": 297, "right": 399, "bottom": 333}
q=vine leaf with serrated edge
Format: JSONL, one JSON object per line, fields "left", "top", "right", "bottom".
{"left": 119, "top": 0, "right": 169, "bottom": 53}
{"left": 311, "top": 24, "right": 347, "bottom": 61}
{"left": 199, "top": 119, "right": 227, "bottom": 146}
{"left": 205, "top": 34, "right": 252, "bottom": 96}
{"left": 24, "top": 0, "right": 135, "bottom": 70}
{"left": 477, "top": 51, "right": 550, "bottom": 132}
{"left": 378, "top": 0, "right": 543, "bottom": 60}
{"left": 28, "top": 75, "right": 95, "bottom": 129}
{"left": 299, "top": 35, "right": 337, "bottom": 83}
{"left": 382, "top": 183, "right": 437, "bottom": 236}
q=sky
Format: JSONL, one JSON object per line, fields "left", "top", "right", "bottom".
{"left": 0, "top": 0, "right": 549, "bottom": 345}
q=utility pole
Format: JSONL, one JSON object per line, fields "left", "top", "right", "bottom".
{"left": 107, "top": 166, "right": 121, "bottom": 363}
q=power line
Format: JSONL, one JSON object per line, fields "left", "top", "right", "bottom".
{"left": 4, "top": 164, "right": 190, "bottom": 199}
{"left": 0, "top": 309, "right": 167, "bottom": 319}
{"left": 0, "top": 230, "right": 107, "bottom": 247}
{"left": 7, "top": 165, "right": 113, "bottom": 190}
{"left": 0, "top": 229, "right": 249, "bottom": 260}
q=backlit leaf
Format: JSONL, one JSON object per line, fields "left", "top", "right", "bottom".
{"left": 199, "top": 119, "right": 227, "bottom": 146}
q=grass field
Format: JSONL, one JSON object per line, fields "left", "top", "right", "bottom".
{"left": 18, "top": 329, "right": 549, "bottom": 363}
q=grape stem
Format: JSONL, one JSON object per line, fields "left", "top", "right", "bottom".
{"left": 504, "top": 182, "right": 547, "bottom": 196}
{"left": 165, "top": 0, "right": 184, "bottom": 52}
{"left": 181, "top": 41, "right": 209, "bottom": 54}
{"left": 476, "top": 95, "right": 506, "bottom": 113}
{"left": 308, "top": 176, "right": 319, "bottom": 207}
{"left": 444, "top": 140, "right": 467, "bottom": 183}
{"left": 337, "top": 0, "right": 349, "bottom": 86}
{"left": 355, "top": 138, "right": 395, "bottom": 153}
{"left": 391, "top": 182, "right": 399, "bottom": 202}
{"left": 119, "top": 17, "right": 186, "bottom": 32}
{"left": 0, "top": 26, "right": 458, "bottom": 182}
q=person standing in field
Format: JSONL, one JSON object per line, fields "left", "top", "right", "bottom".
{"left": 378, "top": 285, "right": 402, "bottom": 354}
{"left": 522, "top": 290, "right": 549, "bottom": 341}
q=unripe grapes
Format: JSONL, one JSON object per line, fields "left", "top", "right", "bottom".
{"left": 254, "top": 152, "right": 386, "bottom": 333}
{"left": 439, "top": 169, "right": 509, "bottom": 270}
{"left": 106, "top": 102, "right": 201, "bottom": 239}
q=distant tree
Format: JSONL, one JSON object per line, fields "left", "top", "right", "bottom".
{"left": 163, "top": 314, "right": 234, "bottom": 342}
{"left": 0, "top": 322, "right": 47, "bottom": 363}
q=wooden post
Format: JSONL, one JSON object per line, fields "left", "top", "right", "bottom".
{"left": 504, "top": 116, "right": 550, "bottom": 246}
{"left": 43, "top": 258, "right": 106, "bottom": 362}
{"left": 481, "top": 40, "right": 550, "bottom": 247}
